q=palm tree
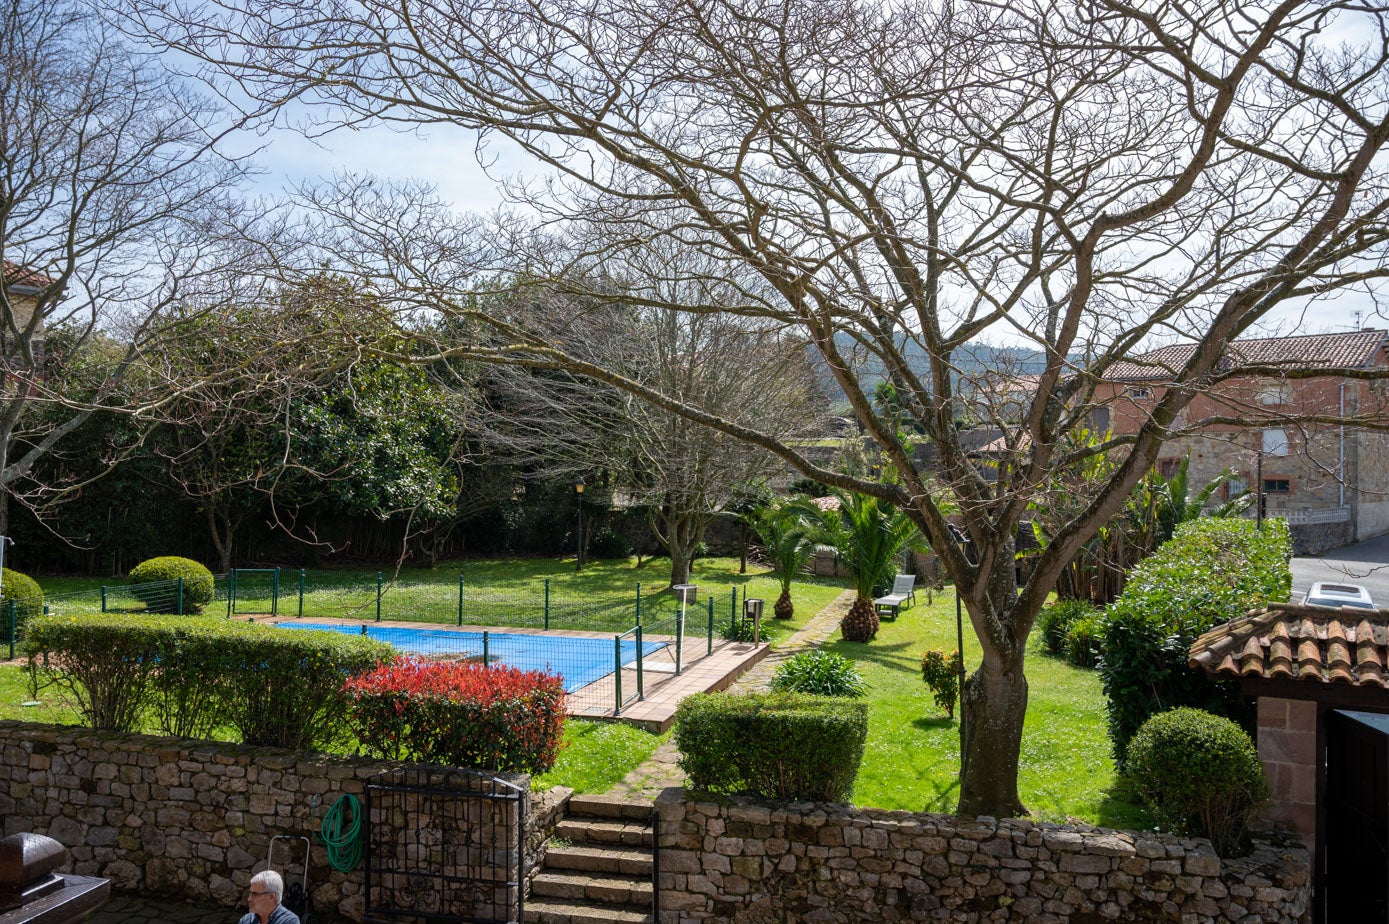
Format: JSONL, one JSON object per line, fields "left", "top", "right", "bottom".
{"left": 805, "top": 490, "right": 923, "bottom": 642}
{"left": 753, "top": 503, "right": 816, "bottom": 619}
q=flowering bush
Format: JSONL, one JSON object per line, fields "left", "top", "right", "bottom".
{"left": 343, "top": 659, "right": 567, "bottom": 774}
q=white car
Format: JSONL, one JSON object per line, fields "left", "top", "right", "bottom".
{"left": 1302, "top": 582, "right": 1376, "bottom": 609}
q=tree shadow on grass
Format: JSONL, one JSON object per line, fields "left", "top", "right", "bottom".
{"left": 911, "top": 715, "right": 956, "bottom": 732}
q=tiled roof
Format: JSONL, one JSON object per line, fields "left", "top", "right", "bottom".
{"left": 2, "top": 261, "right": 53, "bottom": 291}
{"left": 1105, "top": 329, "right": 1388, "bottom": 382}
{"left": 1189, "top": 603, "right": 1389, "bottom": 688}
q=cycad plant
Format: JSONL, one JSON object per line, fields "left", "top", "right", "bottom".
{"left": 806, "top": 490, "right": 923, "bottom": 642}
{"left": 753, "top": 503, "right": 817, "bottom": 619}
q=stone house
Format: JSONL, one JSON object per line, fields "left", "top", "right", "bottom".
{"left": 1095, "top": 329, "right": 1389, "bottom": 554}
{"left": 1, "top": 260, "right": 51, "bottom": 370}
{"left": 1189, "top": 603, "right": 1389, "bottom": 922}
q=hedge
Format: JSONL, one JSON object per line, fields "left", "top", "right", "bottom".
{"left": 1, "top": 568, "right": 43, "bottom": 640}
{"left": 344, "top": 659, "right": 567, "bottom": 774}
{"left": 23, "top": 614, "right": 393, "bottom": 747}
{"left": 673, "top": 691, "right": 868, "bottom": 802}
{"left": 1100, "top": 518, "right": 1291, "bottom": 767}
{"left": 1127, "top": 707, "right": 1269, "bottom": 856}
{"left": 128, "top": 556, "right": 215, "bottom": 612}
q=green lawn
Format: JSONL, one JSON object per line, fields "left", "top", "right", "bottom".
{"left": 841, "top": 588, "right": 1151, "bottom": 829}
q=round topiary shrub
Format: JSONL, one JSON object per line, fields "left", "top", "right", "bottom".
{"left": 1127, "top": 707, "right": 1269, "bottom": 856}
{"left": 128, "top": 556, "right": 215, "bottom": 612}
{"left": 1, "top": 568, "right": 43, "bottom": 633}
{"left": 771, "top": 650, "right": 866, "bottom": 698}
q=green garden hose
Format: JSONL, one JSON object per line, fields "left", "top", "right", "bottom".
{"left": 320, "top": 793, "right": 364, "bottom": 872}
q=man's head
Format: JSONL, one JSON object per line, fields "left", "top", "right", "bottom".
{"left": 247, "top": 869, "right": 284, "bottom": 915}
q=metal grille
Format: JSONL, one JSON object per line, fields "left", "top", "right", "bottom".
{"left": 364, "top": 767, "right": 526, "bottom": 924}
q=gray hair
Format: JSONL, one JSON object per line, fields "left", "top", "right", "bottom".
{"left": 250, "top": 870, "right": 284, "bottom": 902}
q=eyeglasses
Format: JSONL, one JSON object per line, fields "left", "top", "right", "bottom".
{"left": 247, "top": 890, "right": 270, "bottom": 898}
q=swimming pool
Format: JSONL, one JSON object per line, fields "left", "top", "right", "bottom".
{"left": 276, "top": 622, "right": 669, "bottom": 693}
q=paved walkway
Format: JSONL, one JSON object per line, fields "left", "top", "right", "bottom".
{"left": 605, "top": 589, "right": 855, "bottom": 800}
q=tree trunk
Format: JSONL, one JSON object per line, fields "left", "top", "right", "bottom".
{"left": 206, "top": 506, "right": 234, "bottom": 573}
{"left": 957, "top": 653, "right": 1029, "bottom": 818}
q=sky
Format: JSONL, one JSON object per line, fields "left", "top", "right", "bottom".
{"left": 244, "top": 121, "right": 1381, "bottom": 344}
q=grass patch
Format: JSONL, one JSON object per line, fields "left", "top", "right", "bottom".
{"left": 533, "top": 720, "right": 667, "bottom": 793}
{"left": 839, "top": 589, "right": 1150, "bottom": 830}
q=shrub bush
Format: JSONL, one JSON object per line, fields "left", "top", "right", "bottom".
{"left": 674, "top": 691, "right": 868, "bottom": 802}
{"left": 128, "top": 556, "right": 215, "bottom": 612}
{"left": 23, "top": 615, "right": 393, "bottom": 747}
{"left": 588, "top": 528, "right": 631, "bottom": 560}
{"left": 771, "top": 650, "right": 866, "bottom": 698}
{"left": 919, "top": 649, "right": 963, "bottom": 718}
{"left": 1127, "top": 707, "right": 1269, "bottom": 856}
{"left": 344, "top": 659, "right": 567, "bottom": 773}
{"left": 1038, "top": 599, "right": 1096, "bottom": 656}
{"left": 1064, "top": 613, "right": 1105, "bottom": 668}
{"left": 1, "top": 568, "right": 43, "bottom": 639}
{"left": 1101, "top": 518, "right": 1290, "bottom": 767}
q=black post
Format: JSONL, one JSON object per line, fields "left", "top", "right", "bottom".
{"left": 575, "top": 477, "right": 586, "bottom": 572}
{"left": 1255, "top": 447, "right": 1265, "bottom": 527}
{"left": 956, "top": 587, "right": 967, "bottom": 746}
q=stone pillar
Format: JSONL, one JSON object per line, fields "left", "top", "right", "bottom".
{"left": 1256, "top": 696, "right": 1317, "bottom": 851}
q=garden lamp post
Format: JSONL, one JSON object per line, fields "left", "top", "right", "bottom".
{"left": 947, "top": 524, "right": 972, "bottom": 748}
{"left": 575, "top": 477, "right": 586, "bottom": 572}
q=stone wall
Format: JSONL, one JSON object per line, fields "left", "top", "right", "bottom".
{"left": 0, "top": 721, "right": 561, "bottom": 922}
{"left": 655, "top": 792, "right": 1311, "bottom": 924}
{"left": 1289, "top": 520, "right": 1352, "bottom": 556}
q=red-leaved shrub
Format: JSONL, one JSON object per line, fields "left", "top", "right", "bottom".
{"left": 343, "top": 659, "right": 567, "bottom": 774}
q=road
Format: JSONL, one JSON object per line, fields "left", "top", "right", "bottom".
{"left": 1290, "top": 532, "right": 1389, "bottom": 606}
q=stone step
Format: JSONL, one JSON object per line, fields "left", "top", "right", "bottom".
{"left": 530, "top": 870, "right": 653, "bottom": 906}
{"left": 543, "top": 844, "right": 654, "bottom": 877}
{"left": 554, "top": 818, "right": 653, "bottom": 848}
{"left": 524, "top": 898, "right": 653, "bottom": 924}
{"left": 567, "top": 794, "right": 656, "bottom": 822}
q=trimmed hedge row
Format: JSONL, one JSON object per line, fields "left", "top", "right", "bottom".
{"left": 1100, "top": 518, "right": 1291, "bottom": 767}
{"left": 343, "top": 659, "right": 566, "bottom": 774}
{"left": 23, "top": 614, "right": 393, "bottom": 748}
{"left": 673, "top": 691, "right": 868, "bottom": 802}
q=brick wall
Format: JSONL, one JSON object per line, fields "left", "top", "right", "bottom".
{"left": 0, "top": 721, "right": 562, "bottom": 921}
{"left": 1256, "top": 698, "right": 1318, "bottom": 852}
{"left": 655, "top": 792, "right": 1312, "bottom": 923}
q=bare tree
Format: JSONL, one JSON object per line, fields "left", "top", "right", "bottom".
{"left": 143, "top": 0, "right": 1389, "bottom": 817}
{"left": 0, "top": 0, "right": 249, "bottom": 530}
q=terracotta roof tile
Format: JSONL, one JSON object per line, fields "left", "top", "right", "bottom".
{"left": 1190, "top": 603, "right": 1389, "bottom": 687}
{"left": 1106, "top": 329, "right": 1387, "bottom": 382}
{"left": 2, "top": 261, "right": 53, "bottom": 291}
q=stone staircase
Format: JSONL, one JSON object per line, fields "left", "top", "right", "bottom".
{"left": 525, "top": 794, "right": 656, "bottom": 924}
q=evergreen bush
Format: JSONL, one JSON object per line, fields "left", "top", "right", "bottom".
{"left": 1100, "top": 518, "right": 1291, "bottom": 767}
{"left": 919, "top": 648, "right": 963, "bottom": 718}
{"left": 128, "top": 556, "right": 215, "bottom": 612}
{"left": 1064, "top": 613, "right": 1105, "bottom": 668}
{"left": 674, "top": 691, "right": 868, "bottom": 801}
{"left": 771, "top": 650, "right": 866, "bottom": 698}
{"left": 1127, "top": 707, "right": 1269, "bottom": 856}
{"left": 344, "top": 658, "right": 567, "bottom": 773}
{"left": 0, "top": 568, "right": 43, "bottom": 638}
{"left": 1038, "top": 599, "right": 1096, "bottom": 656}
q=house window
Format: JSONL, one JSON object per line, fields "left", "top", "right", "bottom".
{"left": 1257, "top": 384, "right": 1293, "bottom": 406}
{"left": 1262, "top": 428, "right": 1290, "bottom": 457}
{"left": 1263, "top": 478, "right": 1292, "bottom": 495}
{"left": 1126, "top": 387, "right": 1151, "bottom": 400}
{"left": 1157, "top": 458, "right": 1181, "bottom": 478}
{"left": 1225, "top": 474, "right": 1249, "bottom": 500}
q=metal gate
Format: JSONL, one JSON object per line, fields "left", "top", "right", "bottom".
{"left": 1323, "top": 709, "right": 1389, "bottom": 921}
{"left": 364, "top": 767, "right": 526, "bottom": 924}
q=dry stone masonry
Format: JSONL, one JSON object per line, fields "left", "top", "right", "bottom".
{"left": 0, "top": 721, "right": 561, "bottom": 921}
{"left": 654, "top": 792, "right": 1311, "bottom": 923}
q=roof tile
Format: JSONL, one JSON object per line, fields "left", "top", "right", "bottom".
{"left": 2, "top": 261, "right": 54, "bottom": 291}
{"left": 1190, "top": 604, "right": 1389, "bottom": 687}
{"left": 1106, "top": 329, "right": 1387, "bottom": 381}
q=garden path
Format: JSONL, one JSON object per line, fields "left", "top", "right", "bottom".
{"left": 604, "top": 588, "right": 856, "bottom": 800}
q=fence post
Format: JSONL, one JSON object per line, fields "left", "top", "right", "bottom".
{"left": 544, "top": 578, "right": 550, "bottom": 631}
{"left": 298, "top": 570, "right": 306, "bottom": 618}
{"left": 675, "top": 609, "right": 683, "bottom": 675}
{"left": 635, "top": 583, "right": 641, "bottom": 627}
{"left": 8, "top": 601, "right": 14, "bottom": 660}
{"left": 636, "top": 626, "right": 644, "bottom": 701}
{"left": 614, "top": 635, "right": 623, "bottom": 716}
{"left": 707, "top": 597, "right": 714, "bottom": 656}
{"left": 177, "top": 577, "right": 184, "bottom": 615}
{"left": 482, "top": 630, "right": 490, "bottom": 668}
{"left": 375, "top": 572, "right": 382, "bottom": 622}
{"left": 272, "top": 568, "right": 280, "bottom": 617}
{"left": 100, "top": 586, "right": 107, "bottom": 614}
{"left": 458, "top": 575, "right": 465, "bottom": 627}
{"left": 227, "top": 570, "right": 237, "bottom": 618}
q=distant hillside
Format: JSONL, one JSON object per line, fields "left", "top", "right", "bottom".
{"left": 810, "top": 334, "right": 1047, "bottom": 403}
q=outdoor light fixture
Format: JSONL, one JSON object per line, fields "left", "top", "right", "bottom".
{"left": 743, "top": 597, "right": 764, "bottom": 646}
{"left": 574, "top": 477, "right": 586, "bottom": 572}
